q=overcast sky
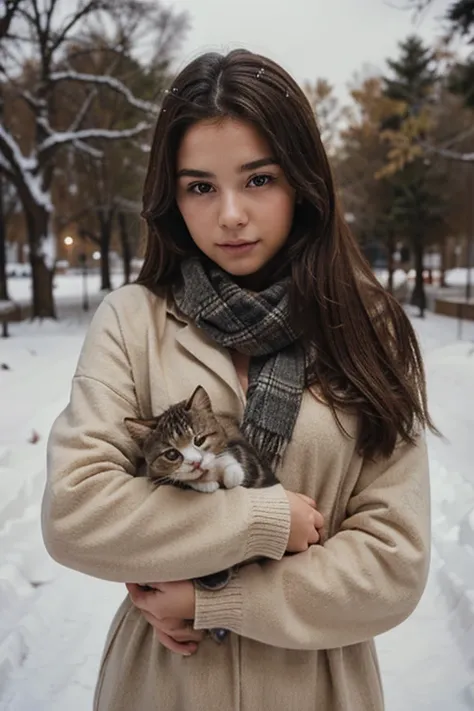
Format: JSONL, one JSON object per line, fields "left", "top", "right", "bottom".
{"left": 170, "top": 0, "right": 451, "bottom": 101}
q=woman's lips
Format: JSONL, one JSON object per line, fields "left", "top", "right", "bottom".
{"left": 217, "top": 241, "right": 259, "bottom": 255}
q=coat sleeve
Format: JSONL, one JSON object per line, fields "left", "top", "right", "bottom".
{"left": 41, "top": 296, "right": 290, "bottom": 583}
{"left": 194, "top": 434, "right": 430, "bottom": 649}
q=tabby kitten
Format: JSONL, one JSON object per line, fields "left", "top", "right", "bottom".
{"left": 124, "top": 385, "right": 278, "bottom": 493}
{"left": 124, "top": 385, "right": 278, "bottom": 643}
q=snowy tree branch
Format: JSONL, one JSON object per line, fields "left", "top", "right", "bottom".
{"left": 0, "top": 122, "right": 52, "bottom": 210}
{"left": 0, "top": 151, "right": 16, "bottom": 181}
{"left": 421, "top": 142, "right": 474, "bottom": 162}
{"left": 49, "top": 70, "right": 159, "bottom": 114}
{"left": 38, "top": 122, "right": 151, "bottom": 154}
{"left": 0, "top": 122, "right": 36, "bottom": 176}
{"left": 68, "top": 88, "right": 98, "bottom": 133}
{"left": 73, "top": 140, "right": 103, "bottom": 159}
{"left": 20, "top": 90, "right": 47, "bottom": 113}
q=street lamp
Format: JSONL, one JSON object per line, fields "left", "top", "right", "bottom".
{"left": 63, "top": 236, "right": 74, "bottom": 268}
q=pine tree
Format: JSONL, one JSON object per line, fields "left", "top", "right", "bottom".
{"left": 446, "top": 0, "right": 474, "bottom": 108}
{"left": 385, "top": 36, "right": 437, "bottom": 110}
{"left": 382, "top": 35, "right": 443, "bottom": 317}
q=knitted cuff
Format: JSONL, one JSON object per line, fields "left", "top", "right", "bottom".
{"left": 194, "top": 574, "right": 243, "bottom": 632}
{"left": 245, "top": 485, "right": 291, "bottom": 561}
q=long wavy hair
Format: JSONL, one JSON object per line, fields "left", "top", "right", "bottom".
{"left": 137, "top": 49, "right": 437, "bottom": 459}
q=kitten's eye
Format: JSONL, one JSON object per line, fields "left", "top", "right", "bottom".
{"left": 194, "top": 434, "right": 207, "bottom": 447}
{"left": 163, "top": 448, "right": 180, "bottom": 461}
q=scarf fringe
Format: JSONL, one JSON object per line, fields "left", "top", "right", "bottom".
{"left": 242, "top": 422, "right": 287, "bottom": 471}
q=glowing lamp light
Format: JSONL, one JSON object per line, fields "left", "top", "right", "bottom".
{"left": 64, "top": 236, "right": 74, "bottom": 246}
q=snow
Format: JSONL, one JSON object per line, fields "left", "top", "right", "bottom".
{"left": 0, "top": 125, "right": 52, "bottom": 214}
{"left": 6, "top": 273, "right": 118, "bottom": 306}
{"left": 39, "top": 235, "right": 57, "bottom": 271}
{"left": 445, "top": 268, "right": 474, "bottom": 289}
{"left": 374, "top": 268, "right": 408, "bottom": 289}
{"left": 0, "top": 288, "right": 474, "bottom": 710}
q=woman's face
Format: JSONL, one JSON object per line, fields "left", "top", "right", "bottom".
{"left": 175, "top": 117, "right": 296, "bottom": 277}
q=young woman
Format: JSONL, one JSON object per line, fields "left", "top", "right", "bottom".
{"left": 42, "top": 49, "right": 433, "bottom": 711}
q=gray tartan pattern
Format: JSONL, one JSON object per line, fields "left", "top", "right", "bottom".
{"left": 173, "top": 258, "right": 305, "bottom": 467}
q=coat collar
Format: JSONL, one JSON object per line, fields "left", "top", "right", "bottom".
{"left": 165, "top": 295, "right": 245, "bottom": 405}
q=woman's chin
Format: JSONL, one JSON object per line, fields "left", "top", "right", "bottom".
{"left": 213, "top": 256, "right": 266, "bottom": 278}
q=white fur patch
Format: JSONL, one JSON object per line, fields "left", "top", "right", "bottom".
{"left": 201, "top": 451, "right": 216, "bottom": 471}
{"left": 217, "top": 453, "right": 246, "bottom": 489}
{"left": 191, "top": 481, "right": 220, "bottom": 493}
{"left": 180, "top": 445, "right": 202, "bottom": 467}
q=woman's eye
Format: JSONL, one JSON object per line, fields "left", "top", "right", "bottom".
{"left": 248, "top": 174, "right": 274, "bottom": 188}
{"left": 163, "top": 448, "right": 180, "bottom": 461}
{"left": 194, "top": 435, "right": 207, "bottom": 447}
{"left": 189, "top": 182, "right": 213, "bottom": 195}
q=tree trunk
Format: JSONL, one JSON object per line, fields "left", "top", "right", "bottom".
{"left": 439, "top": 236, "right": 447, "bottom": 288}
{"left": 0, "top": 175, "right": 9, "bottom": 302}
{"left": 98, "top": 209, "right": 113, "bottom": 291}
{"left": 25, "top": 206, "right": 56, "bottom": 319}
{"left": 100, "top": 242, "right": 111, "bottom": 290}
{"left": 118, "top": 211, "right": 131, "bottom": 285}
{"left": 410, "top": 234, "right": 426, "bottom": 318}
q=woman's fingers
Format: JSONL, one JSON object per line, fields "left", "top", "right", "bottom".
{"left": 166, "top": 621, "right": 205, "bottom": 643}
{"left": 141, "top": 612, "right": 199, "bottom": 655}
{"left": 294, "top": 493, "right": 325, "bottom": 530}
{"left": 313, "top": 509, "right": 325, "bottom": 530}
{"left": 155, "top": 629, "right": 198, "bottom": 656}
{"left": 140, "top": 611, "right": 204, "bottom": 652}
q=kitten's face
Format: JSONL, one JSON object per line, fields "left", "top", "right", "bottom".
{"left": 125, "top": 387, "right": 227, "bottom": 485}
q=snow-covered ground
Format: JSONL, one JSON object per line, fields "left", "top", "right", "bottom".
{"left": 1, "top": 280, "right": 474, "bottom": 710}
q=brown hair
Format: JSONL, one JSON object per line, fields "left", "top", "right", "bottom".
{"left": 138, "top": 49, "right": 438, "bottom": 459}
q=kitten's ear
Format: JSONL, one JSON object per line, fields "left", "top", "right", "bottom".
{"left": 124, "top": 417, "right": 158, "bottom": 445}
{"left": 186, "top": 386, "right": 212, "bottom": 412}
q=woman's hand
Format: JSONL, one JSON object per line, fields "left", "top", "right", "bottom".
{"left": 126, "top": 581, "right": 204, "bottom": 656}
{"left": 285, "top": 490, "right": 325, "bottom": 552}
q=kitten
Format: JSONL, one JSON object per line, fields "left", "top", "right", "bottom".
{"left": 124, "top": 385, "right": 279, "bottom": 643}
{"left": 124, "top": 385, "right": 278, "bottom": 493}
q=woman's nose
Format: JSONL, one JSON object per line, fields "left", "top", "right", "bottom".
{"left": 218, "top": 192, "right": 248, "bottom": 230}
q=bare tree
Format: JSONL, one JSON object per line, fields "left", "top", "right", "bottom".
{"left": 303, "top": 79, "right": 342, "bottom": 156}
{"left": 0, "top": 1, "right": 25, "bottom": 41}
{"left": 0, "top": 0, "right": 187, "bottom": 318}
{"left": 53, "top": 4, "right": 184, "bottom": 290}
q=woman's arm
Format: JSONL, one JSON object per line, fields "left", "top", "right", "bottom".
{"left": 41, "top": 295, "right": 291, "bottom": 583}
{"left": 193, "top": 435, "right": 430, "bottom": 649}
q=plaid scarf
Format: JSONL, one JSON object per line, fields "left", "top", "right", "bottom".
{"left": 172, "top": 257, "right": 306, "bottom": 468}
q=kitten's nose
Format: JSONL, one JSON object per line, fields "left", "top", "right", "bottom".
{"left": 192, "top": 461, "right": 201, "bottom": 471}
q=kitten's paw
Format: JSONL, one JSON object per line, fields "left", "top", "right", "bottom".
{"left": 223, "top": 462, "right": 246, "bottom": 489}
{"left": 191, "top": 481, "right": 220, "bottom": 493}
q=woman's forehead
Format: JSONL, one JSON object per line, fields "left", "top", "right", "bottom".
{"left": 176, "top": 118, "right": 273, "bottom": 172}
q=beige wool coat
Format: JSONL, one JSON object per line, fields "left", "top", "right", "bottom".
{"left": 42, "top": 284, "right": 431, "bottom": 711}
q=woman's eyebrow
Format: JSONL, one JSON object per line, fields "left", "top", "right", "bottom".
{"left": 176, "top": 157, "right": 279, "bottom": 180}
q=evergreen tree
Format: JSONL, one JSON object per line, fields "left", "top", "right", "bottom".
{"left": 446, "top": 0, "right": 474, "bottom": 108}
{"left": 384, "top": 36, "right": 437, "bottom": 111}
{"left": 382, "top": 36, "right": 442, "bottom": 317}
